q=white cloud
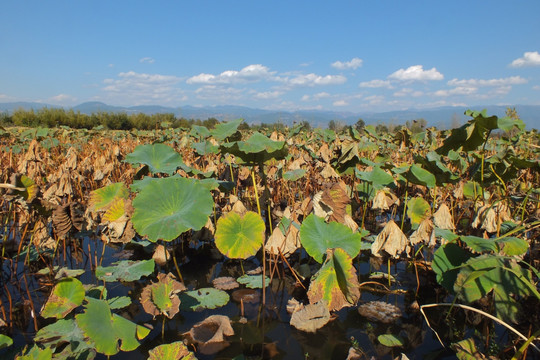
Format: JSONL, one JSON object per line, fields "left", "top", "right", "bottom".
{"left": 359, "top": 79, "right": 393, "bottom": 88}
{"left": 286, "top": 73, "right": 347, "bottom": 86}
{"left": 187, "top": 64, "right": 276, "bottom": 84}
{"left": 509, "top": 51, "right": 540, "bottom": 67}
{"left": 302, "top": 92, "right": 332, "bottom": 101}
{"left": 253, "top": 90, "right": 283, "bottom": 100}
{"left": 393, "top": 88, "right": 424, "bottom": 97}
{"left": 533, "top": 85, "right": 540, "bottom": 90}
{"left": 333, "top": 100, "right": 348, "bottom": 106}
{"left": 49, "top": 94, "right": 78, "bottom": 105}
{"left": 102, "top": 71, "right": 185, "bottom": 105}
{"left": 139, "top": 57, "right": 155, "bottom": 64}
{"left": 388, "top": 65, "right": 443, "bottom": 81}
{"left": 447, "top": 76, "right": 527, "bottom": 87}
{"left": 364, "top": 95, "right": 384, "bottom": 105}
{"left": 331, "top": 57, "right": 363, "bottom": 70}
{"left": 194, "top": 85, "right": 245, "bottom": 102}
{"left": 434, "top": 86, "right": 478, "bottom": 97}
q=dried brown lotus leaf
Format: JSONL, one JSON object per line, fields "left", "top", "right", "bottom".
{"left": 453, "top": 182, "right": 464, "bottom": 199}
{"left": 152, "top": 245, "right": 170, "bottom": 266}
{"left": 472, "top": 202, "right": 511, "bottom": 233}
{"left": 55, "top": 172, "right": 73, "bottom": 197}
{"left": 17, "top": 139, "right": 43, "bottom": 179}
{"left": 358, "top": 301, "right": 401, "bottom": 323}
{"left": 286, "top": 298, "right": 303, "bottom": 314}
{"left": 371, "top": 220, "right": 410, "bottom": 258}
{"left": 52, "top": 204, "right": 73, "bottom": 238}
{"left": 33, "top": 218, "right": 55, "bottom": 250}
{"left": 320, "top": 163, "right": 339, "bottom": 179}
{"left": 184, "top": 315, "right": 234, "bottom": 355}
{"left": 321, "top": 182, "right": 350, "bottom": 223}
{"left": 238, "top": 167, "right": 250, "bottom": 181}
{"left": 231, "top": 289, "right": 259, "bottom": 304}
{"left": 433, "top": 203, "right": 455, "bottom": 230}
{"left": 93, "top": 169, "right": 105, "bottom": 181}
{"left": 231, "top": 200, "right": 247, "bottom": 217}
{"left": 193, "top": 217, "right": 215, "bottom": 242}
{"left": 212, "top": 277, "right": 239, "bottom": 291}
{"left": 409, "top": 219, "right": 435, "bottom": 246}
{"left": 290, "top": 301, "right": 331, "bottom": 333}
{"left": 140, "top": 273, "right": 185, "bottom": 319}
{"left": 316, "top": 143, "right": 331, "bottom": 163}
{"left": 372, "top": 189, "right": 399, "bottom": 211}
{"left": 312, "top": 191, "right": 333, "bottom": 221}
{"left": 287, "top": 157, "right": 306, "bottom": 171}
{"left": 343, "top": 214, "right": 359, "bottom": 232}
{"left": 63, "top": 147, "right": 78, "bottom": 170}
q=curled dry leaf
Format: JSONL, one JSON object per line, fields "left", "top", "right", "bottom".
{"left": 231, "top": 200, "right": 248, "bottom": 217}
{"left": 184, "top": 315, "right": 234, "bottom": 355}
{"left": 52, "top": 202, "right": 84, "bottom": 238}
{"left": 472, "top": 202, "right": 511, "bottom": 233}
{"left": 358, "top": 301, "right": 401, "bottom": 323}
{"left": 212, "top": 277, "right": 239, "bottom": 291}
{"left": 265, "top": 223, "right": 300, "bottom": 257}
{"left": 152, "top": 245, "right": 170, "bottom": 267}
{"left": 33, "top": 218, "right": 55, "bottom": 250}
{"left": 371, "top": 220, "right": 410, "bottom": 258}
{"left": 409, "top": 218, "right": 435, "bottom": 247}
{"left": 290, "top": 301, "right": 331, "bottom": 333}
{"left": 319, "top": 163, "right": 340, "bottom": 179}
{"left": 286, "top": 298, "right": 303, "bottom": 315}
{"left": 193, "top": 217, "right": 215, "bottom": 242}
{"left": 433, "top": 203, "right": 455, "bottom": 230}
{"left": 372, "top": 189, "right": 399, "bottom": 211}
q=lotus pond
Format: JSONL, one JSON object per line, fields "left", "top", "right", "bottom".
{"left": 0, "top": 110, "right": 539, "bottom": 359}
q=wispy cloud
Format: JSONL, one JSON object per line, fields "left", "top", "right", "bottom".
{"left": 285, "top": 73, "right": 347, "bottom": 87}
{"left": 49, "top": 94, "right": 78, "bottom": 105}
{"left": 434, "top": 86, "right": 477, "bottom": 97}
{"left": 393, "top": 88, "right": 424, "bottom": 97}
{"left": 139, "top": 57, "right": 155, "bottom": 64}
{"left": 331, "top": 57, "right": 363, "bottom": 70}
{"left": 447, "top": 76, "right": 527, "bottom": 87}
{"left": 388, "top": 65, "right": 443, "bottom": 81}
{"left": 359, "top": 79, "right": 393, "bottom": 88}
{"left": 102, "top": 71, "right": 185, "bottom": 105}
{"left": 509, "top": 51, "right": 540, "bottom": 68}
{"left": 187, "top": 64, "right": 276, "bottom": 84}
{"left": 253, "top": 90, "right": 283, "bottom": 100}
{"left": 194, "top": 85, "right": 245, "bottom": 102}
{"left": 333, "top": 99, "right": 348, "bottom": 106}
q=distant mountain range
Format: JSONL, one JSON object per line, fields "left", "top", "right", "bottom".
{"left": 1, "top": 101, "right": 539, "bottom": 130}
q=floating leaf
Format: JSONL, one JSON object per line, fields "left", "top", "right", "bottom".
{"left": 212, "top": 277, "right": 239, "bottom": 291}
{"left": 89, "top": 182, "right": 129, "bottom": 211}
{"left": 179, "top": 288, "right": 230, "bottom": 311}
{"left": 0, "top": 334, "right": 13, "bottom": 349}
{"left": 96, "top": 259, "right": 155, "bottom": 282}
{"left": 358, "top": 301, "right": 401, "bottom": 323}
{"left": 300, "top": 214, "right": 363, "bottom": 263}
{"left": 34, "top": 318, "right": 95, "bottom": 359}
{"left": 215, "top": 211, "right": 265, "bottom": 259}
{"left": 184, "top": 315, "right": 234, "bottom": 355}
{"left": 41, "top": 277, "right": 85, "bottom": 319}
{"left": 75, "top": 298, "right": 149, "bottom": 356}
{"left": 307, "top": 248, "right": 360, "bottom": 311}
{"left": 378, "top": 334, "right": 404, "bottom": 347}
{"left": 140, "top": 273, "right": 186, "bottom": 319}
{"left": 290, "top": 301, "right": 330, "bottom": 333}
{"left": 132, "top": 177, "right": 214, "bottom": 242}
{"left": 15, "top": 344, "right": 53, "bottom": 360}
{"left": 124, "top": 143, "right": 185, "bottom": 175}
{"left": 237, "top": 274, "right": 270, "bottom": 289}
{"left": 148, "top": 341, "right": 197, "bottom": 360}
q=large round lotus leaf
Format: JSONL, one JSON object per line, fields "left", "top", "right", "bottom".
{"left": 211, "top": 118, "right": 243, "bottom": 141}
{"left": 299, "top": 214, "right": 363, "bottom": 263}
{"left": 283, "top": 169, "right": 306, "bottom": 181}
{"left": 148, "top": 341, "right": 197, "bottom": 360}
{"left": 41, "top": 278, "right": 85, "bottom": 319}
{"left": 378, "top": 334, "right": 404, "bottom": 347}
{"left": 404, "top": 164, "right": 436, "bottom": 188}
{"left": 124, "top": 143, "right": 185, "bottom": 175}
{"left": 75, "top": 298, "right": 149, "bottom": 356}
{"left": 406, "top": 197, "right": 431, "bottom": 226}
{"left": 307, "top": 248, "right": 360, "bottom": 312}
{"left": 34, "top": 319, "right": 94, "bottom": 359}
{"left": 89, "top": 182, "right": 129, "bottom": 211}
{"left": 356, "top": 166, "right": 395, "bottom": 189}
{"left": 215, "top": 211, "right": 264, "bottom": 259}
{"left": 179, "top": 288, "right": 230, "bottom": 312}
{"left": 96, "top": 259, "right": 155, "bottom": 282}
{"left": 132, "top": 177, "right": 214, "bottom": 242}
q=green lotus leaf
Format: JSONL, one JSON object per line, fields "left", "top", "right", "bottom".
{"left": 299, "top": 214, "right": 363, "bottom": 263}
{"left": 463, "top": 181, "right": 482, "bottom": 199}
{"left": 148, "top": 341, "right": 197, "bottom": 360}
{"left": 131, "top": 177, "right": 214, "bottom": 242}
{"left": 192, "top": 141, "right": 219, "bottom": 156}
{"left": 95, "top": 259, "right": 155, "bottom": 282}
{"left": 37, "top": 266, "right": 85, "bottom": 279}
{"left": 15, "top": 175, "right": 39, "bottom": 203}
{"left": 211, "top": 118, "right": 243, "bottom": 141}
{"left": 179, "top": 288, "right": 230, "bottom": 311}
{"left": 237, "top": 274, "right": 270, "bottom": 289}
{"left": 404, "top": 164, "right": 436, "bottom": 188}
{"left": 0, "top": 334, "right": 13, "bottom": 349}
{"left": 496, "top": 236, "right": 528, "bottom": 256}
{"left": 356, "top": 166, "right": 395, "bottom": 189}
{"left": 108, "top": 296, "right": 132, "bottom": 309}
{"left": 283, "top": 169, "right": 307, "bottom": 181}
{"left": 41, "top": 277, "right": 85, "bottom": 319}
{"left": 307, "top": 248, "right": 360, "bottom": 312}
{"left": 378, "top": 334, "right": 404, "bottom": 347}
{"left": 124, "top": 143, "right": 185, "bottom": 175}
{"left": 75, "top": 298, "right": 149, "bottom": 356}
{"left": 15, "top": 344, "right": 53, "bottom": 360}
{"left": 215, "top": 211, "right": 265, "bottom": 259}
{"left": 432, "top": 242, "right": 471, "bottom": 291}
{"left": 34, "top": 319, "right": 94, "bottom": 359}
{"left": 190, "top": 125, "right": 211, "bottom": 139}
{"left": 220, "top": 132, "right": 287, "bottom": 164}
{"left": 406, "top": 197, "right": 431, "bottom": 226}
{"left": 460, "top": 235, "right": 498, "bottom": 253}
{"left": 89, "top": 182, "right": 129, "bottom": 211}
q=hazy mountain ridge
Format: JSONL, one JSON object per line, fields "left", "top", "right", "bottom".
{"left": 1, "top": 101, "right": 539, "bottom": 129}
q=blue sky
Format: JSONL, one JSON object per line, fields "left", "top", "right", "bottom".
{"left": 1, "top": 1, "right": 540, "bottom": 113}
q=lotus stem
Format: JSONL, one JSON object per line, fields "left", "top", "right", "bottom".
{"left": 171, "top": 243, "right": 184, "bottom": 283}
{"left": 251, "top": 169, "right": 261, "bottom": 216}
{"left": 420, "top": 303, "right": 540, "bottom": 353}
{"left": 250, "top": 168, "right": 266, "bottom": 307}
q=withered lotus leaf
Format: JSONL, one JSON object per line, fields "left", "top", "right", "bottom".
{"left": 290, "top": 301, "right": 331, "bottom": 333}
{"left": 140, "top": 273, "right": 186, "bottom": 319}
{"left": 183, "top": 315, "right": 234, "bottom": 355}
